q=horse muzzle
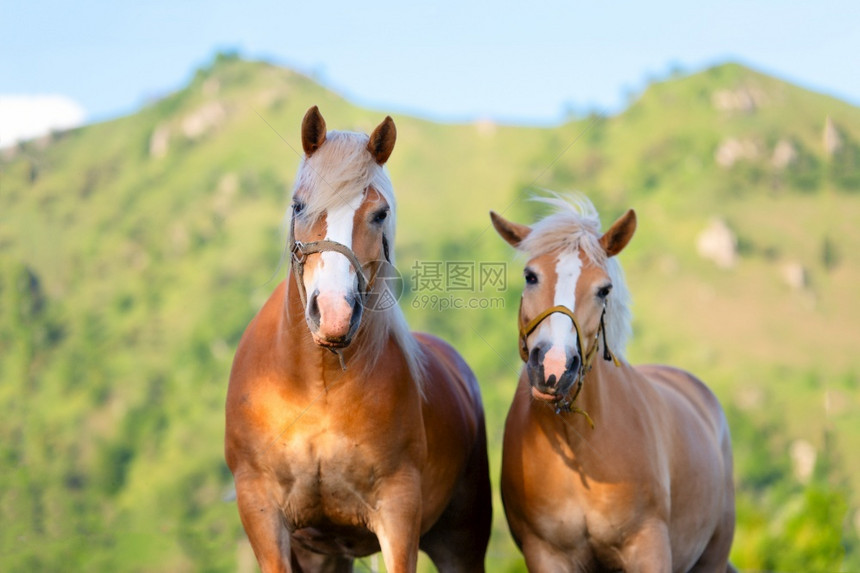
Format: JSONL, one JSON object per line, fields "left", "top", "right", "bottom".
{"left": 307, "top": 289, "right": 363, "bottom": 348}
{"left": 526, "top": 344, "right": 581, "bottom": 402}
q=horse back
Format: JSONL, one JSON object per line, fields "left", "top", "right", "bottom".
{"left": 635, "top": 364, "right": 730, "bottom": 447}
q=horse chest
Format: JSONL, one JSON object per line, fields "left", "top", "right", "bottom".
{"left": 508, "top": 418, "right": 658, "bottom": 566}
{"left": 531, "top": 496, "right": 590, "bottom": 543}
{"left": 525, "top": 494, "right": 636, "bottom": 569}
{"left": 275, "top": 430, "right": 383, "bottom": 527}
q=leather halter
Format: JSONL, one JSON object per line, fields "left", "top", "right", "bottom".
{"left": 518, "top": 300, "right": 619, "bottom": 425}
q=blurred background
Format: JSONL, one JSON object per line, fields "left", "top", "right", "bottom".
{"left": 1, "top": 1, "right": 859, "bottom": 571}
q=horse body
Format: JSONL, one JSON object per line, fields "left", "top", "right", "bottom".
{"left": 502, "top": 361, "right": 734, "bottom": 571}
{"left": 491, "top": 195, "right": 735, "bottom": 572}
{"left": 227, "top": 281, "right": 490, "bottom": 569}
{"left": 226, "top": 108, "right": 490, "bottom": 572}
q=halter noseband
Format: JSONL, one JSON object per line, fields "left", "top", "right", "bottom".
{"left": 289, "top": 214, "right": 370, "bottom": 309}
{"left": 288, "top": 209, "right": 396, "bottom": 308}
{"left": 518, "top": 301, "right": 620, "bottom": 425}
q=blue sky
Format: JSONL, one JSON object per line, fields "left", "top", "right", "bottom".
{"left": 1, "top": 0, "right": 858, "bottom": 142}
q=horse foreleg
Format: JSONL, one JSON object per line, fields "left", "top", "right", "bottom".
{"left": 619, "top": 522, "right": 672, "bottom": 573}
{"left": 371, "top": 484, "right": 422, "bottom": 573}
{"left": 234, "top": 475, "right": 292, "bottom": 573}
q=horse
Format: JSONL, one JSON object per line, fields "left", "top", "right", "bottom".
{"left": 225, "top": 106, "right": 492, "bottom": 572}
{"left": 490, "top": 194, "right": 735, "bottom": 572}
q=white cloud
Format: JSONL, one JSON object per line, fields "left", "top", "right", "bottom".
{"left": 0, "top": 95, "right": 87, "bottom": 148}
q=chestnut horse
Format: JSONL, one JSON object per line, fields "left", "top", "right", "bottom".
{"left": 226, "top": 107, "right": 491, "bottom": 572}
{"left": 491, "top": 195, "right": 735, "bottom": 572}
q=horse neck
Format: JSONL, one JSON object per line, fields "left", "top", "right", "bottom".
{"left": 558, "top": 356, "right": 617, "bottom": 433}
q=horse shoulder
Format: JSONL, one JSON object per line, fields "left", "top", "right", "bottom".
{"left": 225, "top": 281, "right": 303, "bottom": 466}
{"left": 500, "top": 374, "right": 537, "bottom": 506}
{"left": 502, "top": 374, "right": 587, "bottom": 534}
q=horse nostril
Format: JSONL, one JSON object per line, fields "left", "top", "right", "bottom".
{"left": 528, "top": 346, "right": 543, "bottom": 369}
{"left": 308, "top": 289, "right": 321, "bottom": 327}
{"left": 349, "top": 293, "right": 363, "bottom": 334}
{"left": 568, "top": 353, "right": 581, "bottom": 376}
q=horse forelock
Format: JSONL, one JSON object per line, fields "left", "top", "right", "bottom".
{"left": 517, "top": 192, "right": 632, "bottom": 357}
{"left": 293, "top": 131, "right": 396, "bottom": 230}
{"left": 287, "top": 129, "right": 426, "bottom": 391}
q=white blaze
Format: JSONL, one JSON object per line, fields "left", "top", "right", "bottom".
{"left": 542, "top": 250, "right": 581, "bottom": 350}
{"left": 309, "top": 200, "right": 359, "bottom": 296}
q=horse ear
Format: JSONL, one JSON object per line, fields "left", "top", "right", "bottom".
{"left": 490, "top": 211, "right": 531, "bottom": 247}
{"left": 367, "top": 116, "right": 396, "bottom": 165}
{"left": 600, "top": 209, "right": 637, "bottom": 257}
{"left": 301, "top": 106, "right": 327, "bottom": 157}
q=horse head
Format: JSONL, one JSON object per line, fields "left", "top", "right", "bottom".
{"left": 289, "top": 106, "right": 397, "bottom": 349}
{"left": 491, "top": 197, "right": 635, "bottom": 405}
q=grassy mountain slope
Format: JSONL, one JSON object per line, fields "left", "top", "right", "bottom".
{"left": 1, "top": 53, "right": 858, "bottom": 570}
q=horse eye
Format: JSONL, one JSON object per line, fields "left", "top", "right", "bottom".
{"left": 524, "top": 270, "right": 538, "bottom": 285}
{"left": 597, "top": 284, "right": 613, "bottom": 299}
{"left": 372, "top": 209, "right": 389, "bottom": 224}
{"left": 292, "top": 201, "right": 306, "bottom": 215}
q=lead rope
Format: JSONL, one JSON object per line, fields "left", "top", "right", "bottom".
{"left": 332, "top": 349, "right": 347, "bottom": 371}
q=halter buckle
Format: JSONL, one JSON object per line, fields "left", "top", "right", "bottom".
{"left": 290, "top": 241, "right": 307, "bottom": 264}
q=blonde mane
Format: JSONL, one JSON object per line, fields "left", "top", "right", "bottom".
{"left": 517, "top": 192, "right": 633, "bottom": 357}
{"left": 289, "top": 130, "right": 427, "bottom": 388}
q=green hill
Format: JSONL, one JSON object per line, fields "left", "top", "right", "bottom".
{"left": 2, "top": 53, "right": 859, "bottom": 571}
